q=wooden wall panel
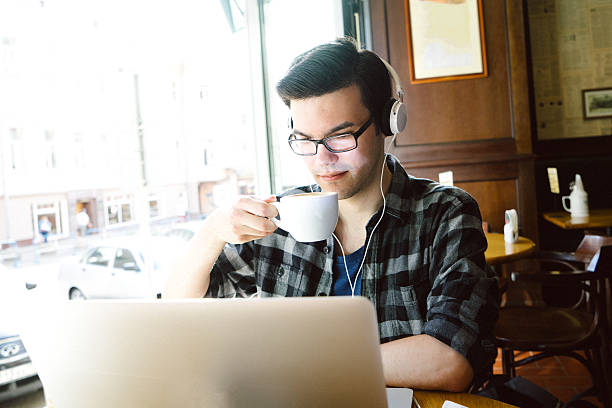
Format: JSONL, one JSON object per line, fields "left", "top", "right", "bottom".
{"left": 455, "top": 179, "right": 518, "bottom": 234}
{"left": 385, "top": 0, "right": 513, "bottom": 145}
{"left": 403, "top": 160, "right": 518, "bottom": 184}
{"left": 405, "top": 160, "right": 519, "bottom": 234}
{"left": 371, "top": 0, "right": 539, "bottom": 244}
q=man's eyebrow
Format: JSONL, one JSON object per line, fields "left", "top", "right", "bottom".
{"left": 293, "top": 121, "right": 355, "bottom": 138}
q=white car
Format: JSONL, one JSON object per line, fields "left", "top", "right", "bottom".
{"left": 58, "top": 237, "right": 183, "bottom": 300}
{"left": 0, "top": 264, "right": 43, "bottom": 402}
{"left": 160, "top": 220, "right": 205, "bottom": 241}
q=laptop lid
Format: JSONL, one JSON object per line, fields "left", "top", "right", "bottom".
{"left": 19, "top": 297, "right": 390, "bottom": 408}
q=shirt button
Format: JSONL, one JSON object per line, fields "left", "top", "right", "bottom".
{"left": 317, "top": 292, "right": 327, "bottom": 296}
{"left": 277, "top": 268, "right": 285, "bottom": 277}
{"left": 323, "top": 246, "right": 331, "bottom": 254}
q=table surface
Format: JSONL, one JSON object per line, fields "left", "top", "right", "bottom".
{"left": 484, "top": 233, "right": 535, "bottom": 265}
{"left": 543, "top": 208, "right": 612, "bottom": 230}
{"left": 414, "top": 390, "right": 517, "bottom": 408}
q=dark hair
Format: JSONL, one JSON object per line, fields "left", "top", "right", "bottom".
{"left": 276, "top": 37, "right": 392, "bottom": 132}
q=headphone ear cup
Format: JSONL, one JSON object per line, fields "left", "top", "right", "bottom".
{"left": 389, "top": 100, "right": 407, "bottom": 135}
{"left": 380, "top": 99, "right": 395, "bottom": 136}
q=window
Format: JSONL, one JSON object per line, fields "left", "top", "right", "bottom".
{"left": 9, "top": 128, "right": 25, "bottom": 171}
{"left": 121, "top": 204, "right": 132, "bottom": 223}
{"left": 1, "top": 0, "right": 352, "bottom": 281}
{"left": 113, "top": 248, "right": 139, "bottom": 271}
{"left": 262, "top": 0, "right": 345, "bottom": 192}
{"left": 107, "top": 205, "right": 119, "bottom": 225}
{"left": 44, "top": 130, "right": 56, "bottom": 169}
{"left": 86, "top": 247, "right": 115, "bottom": 267}
{"left": 79, "top": 248, "right": 97, "bottom": 264}
{"left": 32, "top": 200, "right": 68, "bottom": 238}
{"left": 149, "top": 199, "right": 160, "bottom": 218}
{"left": 105, "top": 196, "right": 134, "bottom": 227}
{"left": 73, "top": 134, "right": 85, "bottom": 169}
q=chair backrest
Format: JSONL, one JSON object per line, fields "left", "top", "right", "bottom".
{"left": 588, "top": 245, "right": 612, "bottom": 274}
{"left": 543, "top": 244, "right": 612, "bottom": 310}
{"left": 588, "top": 245, "right": 612, "bottom": 340}
{"left": 576, "top": 233, "right": 612, "bottom": 264}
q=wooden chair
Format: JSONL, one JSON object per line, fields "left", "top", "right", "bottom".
{"left": 539, "top": 232, "right": 612, "bottom": 330}
{"left": 494, "top": 245, "right": 612, "bottom": 408}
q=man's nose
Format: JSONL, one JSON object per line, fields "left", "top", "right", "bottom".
{"left": 315, "top": 144, "right": 339, "bottom": 164}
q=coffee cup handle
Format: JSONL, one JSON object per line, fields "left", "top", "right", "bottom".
{"left": 562, "top": 196, "right": 571, "bottom": 213}
{"left": 270, "top": 202, "right": 287, "bottom": 232}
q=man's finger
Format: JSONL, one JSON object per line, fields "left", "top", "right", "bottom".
{"left": 234, "top": 209, "right": 277, "bottom": 234}
{"left": 236, "top": 196, "right": 278, "bottom": 218}
{"left": 234, "top": 223, "right": 272, "bottom": 238}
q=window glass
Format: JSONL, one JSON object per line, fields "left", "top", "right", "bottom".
{"left": 0, "top": 0, "right": 262, "bottom": 247}
{"left": 86, "top": 247, "right": 116, "bottom": 267}
{"left": 149, "top": 199, "right": 160, "bottom": 218}
{"left": 80, "top": 248, "right": 96, "bottom": 264}
{"left": 114, "top": 248, "right": 139, "bottom": 271}
{"left": 121, "top": 204, "right": 132, "bottom": 223}
{"left": 107, "top": 206, "right": 119, "bottom": 225}
{"left": 1, "top": 0, "right": 349, "bottom": 319}
{"left": 262, "top": 0, "right": 344, "bottom": 192}
{"left": 104, "top": 196, "right": 133, "bottom": 226}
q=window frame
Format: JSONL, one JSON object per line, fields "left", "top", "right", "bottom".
{"left": 104, "top": 195, "right": 135, "bottom": 228}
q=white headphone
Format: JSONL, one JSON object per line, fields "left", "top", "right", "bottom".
{"left": 379, "top": 57, "right": 407, "bottom": 136}
{"left": 287, "top": 56, "right": 407, "bottom": 137}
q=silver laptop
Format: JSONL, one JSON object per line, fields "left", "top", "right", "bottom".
{"left": 19, "top": 297, "right": 412, "bottom": 407}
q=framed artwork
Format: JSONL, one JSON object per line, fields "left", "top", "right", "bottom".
{"left": 404, "top": 0, "right": 488, "bottom": 84}
{"left": 582, "top": 88, "right": 612, "bottom": 120}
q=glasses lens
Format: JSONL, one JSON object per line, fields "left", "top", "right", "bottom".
{"left": 325, "top": 134, "right": 356, "bottom": 152}
{"left": 289, "top": 138, "right": 316, "bottom": 155}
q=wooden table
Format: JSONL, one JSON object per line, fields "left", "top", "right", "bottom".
{"left": 543, "top": 208, "right": 612, "bottom": 234}
{"left": 414, "top": 390, "right": 517, "bottom": 407}
{"left": 485, "top": 233, "right": 535, "bottom": 265}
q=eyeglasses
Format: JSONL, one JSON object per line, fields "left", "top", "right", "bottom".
{"left": 288, "top": 117, "right": 373, "bottom": 156}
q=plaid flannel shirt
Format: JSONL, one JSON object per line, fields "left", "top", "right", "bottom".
{"left": 206, "top": 154, "right": 499, "bottom": 382}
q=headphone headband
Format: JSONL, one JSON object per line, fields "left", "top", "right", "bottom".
{"left": 379, "top": 58, "right": 404, "bottom": 103}
{"left": 286, "top": 53, "right": 406, "bottom": 136}
{"left": 378, "top": 56, "right": 406, "bottom": 136}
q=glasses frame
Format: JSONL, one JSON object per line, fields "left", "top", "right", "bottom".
{"left": 287, "top": 117, "right": 373, "bottom": 156}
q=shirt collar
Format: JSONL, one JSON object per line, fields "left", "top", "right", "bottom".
{"left": 381, "top": 154, "right": 413, "bottom": 224}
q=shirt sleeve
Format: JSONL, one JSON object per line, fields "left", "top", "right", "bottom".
{"left": 421, "top": 192, "right": 499, "bottom": 383}
{"left": 204, "top": 242, "right": 258, "bottom": 298}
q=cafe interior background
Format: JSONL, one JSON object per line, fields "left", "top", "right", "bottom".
{"left": 1, "top": 0, "right": 612, "bottom": 406}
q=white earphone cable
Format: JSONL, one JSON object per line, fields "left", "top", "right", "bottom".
{"left": 332, "top": 152, "right": 389, "bottom": 297}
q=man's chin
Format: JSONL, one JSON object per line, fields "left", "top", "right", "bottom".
{"left": 315, "top": 183, "right": 354, "bottom": 200}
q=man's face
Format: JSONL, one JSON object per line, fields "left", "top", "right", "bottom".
{"left": 290, "top": 84, "right": 384, "bottom": 200}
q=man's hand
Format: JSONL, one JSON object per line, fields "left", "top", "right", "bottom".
{"left": 208, "top": 195, "right": 279, "bottom": 244}
{"left": 164, "top": 195, "right": 279, "bottom": 299}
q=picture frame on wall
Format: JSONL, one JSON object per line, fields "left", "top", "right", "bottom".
{"left": 404, "top": 0, "right": 488, "bottom": 84}
{"left": 582, "top": 87, "right": 612, "bottom": 120}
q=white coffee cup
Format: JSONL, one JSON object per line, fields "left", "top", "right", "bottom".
{"left": 272, "top": 192, "right": 338, "bottom": 242}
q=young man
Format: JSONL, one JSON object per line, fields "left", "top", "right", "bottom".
{"left": 165, "top": 38, "right": 498, "bottom": 392}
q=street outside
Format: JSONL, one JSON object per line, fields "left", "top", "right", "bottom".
{"left": 0, "top": 223, "right": 192, "bottom": 408}
{"left": 1, "top": 242, "right": 61, "bottom": 408}
{"left": 0, "top": 231, "right": 129, "bottom": 408}
{"left": 0, "top": 390, "right": 44, "bottom": 408}
{"left": 0, "top": 0, "right": 312, "bottom": 406}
